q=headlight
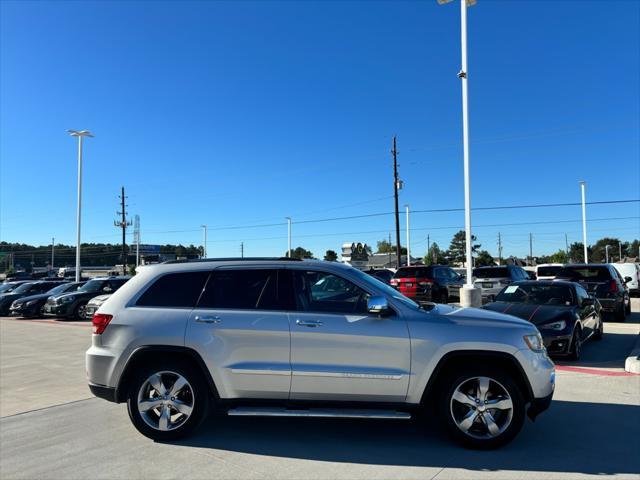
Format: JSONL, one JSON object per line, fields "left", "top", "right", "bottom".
{"left": 524, "top": 333, "right": 544, "bottom": 352}
{"left": 11, "top": 301, "right": 22, "bottom": 308}
{"left": 540, "top": 320, "right": 566, "bottom": 331}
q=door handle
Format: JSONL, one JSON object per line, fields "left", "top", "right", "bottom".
{"left": 195, "top": 315, "right": 222, "bottom": 324}
{"left": 296, "top": 319, "right": 323, "bottom": 327}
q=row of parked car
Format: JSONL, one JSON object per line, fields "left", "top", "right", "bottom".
{"left": 0, "top": 276, "right": 130, "bottom": 320}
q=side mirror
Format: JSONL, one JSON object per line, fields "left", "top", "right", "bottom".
{"left": 624, "top": 276, "right": 632, "bottom": 284}
{"left": 102, "top": 286, "right": 112, "bottom": 293}
{"left": 368, "top": 295, "right": 391, "bottom": 315}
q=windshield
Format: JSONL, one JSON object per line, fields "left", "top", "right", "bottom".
{"left": 495, "top": 283, "right": 575, "bottom": 306}
{"left": 0, "top": 283, "right": 19, "bottom": 293}
{"left": 48, "top": 283, "right": 76, "bottom": 295}
{"left": 78, "top": 280, "right": 105, "bottom": 293}
{"left": 12, "top": 282, "right": 37, "bottom": 294}
{"left": 556, "top": 266, "right": 610, "bottom": 281}
{"left": 537, "top": 266, "right": 563, "bottom": 277}
{"left": 474, "top": 267, "right": 509, "bottom": 278}
{"left": 352, "top": 268, "right": 422, "bottom": 310}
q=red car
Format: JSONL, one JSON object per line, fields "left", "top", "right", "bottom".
{"left": 390, "top": 266, "right": 462, "bottom": 304}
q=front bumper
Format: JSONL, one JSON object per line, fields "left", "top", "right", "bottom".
{"left": 42, "top": 303, "right": 74, "bottom": 317}
{"left": 527, "top": 391, "right": 554, "bottom": 421}
{"left": 542, "top": 333, "right": 572, "bottom": 356}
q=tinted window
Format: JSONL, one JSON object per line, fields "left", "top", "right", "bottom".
{"left": 575, "top": 285, "right": 589, "bottom": 305}
{"left": 198, "top": 269, "right": 280, "bottom": 310}
{"left": 537, "top": 266, "right": 563, "bottom": 277}
{"left": 294, "top": 270, "right": 369, "bottom": 314}
{"left": 394, "top": 267, "right": 430, "bottom": 279}
{"left": 474, "top": 267, "right": 509, "bottom": 278}
{"left": 556, "top": 266, "right": 612, "bottom": 281}
{"left": 137, "top": 272, "right": 209, "bottom": 308}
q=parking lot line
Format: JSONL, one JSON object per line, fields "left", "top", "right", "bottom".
{"left": 555, "top": 365, "right": 639, "bottom": 377}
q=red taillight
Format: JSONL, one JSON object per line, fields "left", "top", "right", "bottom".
{"left": 92, "top": 313, "right": 113, "bottom": 334}
{"left": 390, "top": 279, "right": 399, "bottom": 286}
{"left": 609, "top": 280, "right": 617, "bottom": 293}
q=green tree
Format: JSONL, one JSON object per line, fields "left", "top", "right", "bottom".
{"left": 629, "top": 239, "right": 640, "bottom": 259}
{"left": 475, "top": 250, "right": 495, "bottom": 267}
{"left": 568, "top": 242, "right": 591, "bottom": 263}
{"left": 590, "top": 237, "right": 623, "bottom": 263}
{"left": 447, "top": 230, "right": 480, "bottom": 266}
{"left": 548, "top": 249, "right": 568, "bottom": 264}
{"left": 424, "top": 242, "right": 448, "bottom": 265}
{"left": 324, "top": 249, "right": 338, "bottom": 262}
{"left": 286, "top": 247, "right": 314, "bottom": 259}
{"left": 376, "top": 239, "right": 406, "bottom": 255}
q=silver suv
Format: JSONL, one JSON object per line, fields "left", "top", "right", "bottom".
{"left": 86, "top": 258, "right": 555, "bottom": 449}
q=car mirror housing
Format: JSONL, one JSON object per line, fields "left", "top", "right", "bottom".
{"left": 624, "top": 276, "right": 632, "bottom": 284}
{"left": 368, "top": 295, "right": 391, "bottom": 315}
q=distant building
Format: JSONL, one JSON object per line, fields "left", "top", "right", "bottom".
{"left": 341, "top": 242, "right": 419, "bottom": 270}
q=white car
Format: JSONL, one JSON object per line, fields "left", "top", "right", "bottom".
{"left": 536, "top": 264, "right": 564, "bottom": 281}
{"left": 612, "top": 263, "right": 639, "bottom": 296}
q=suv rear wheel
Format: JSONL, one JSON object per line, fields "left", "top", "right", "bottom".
{"left": 439, "top": 369, "right": 525, "bottom": 449}
{"left": 127, "top": 361, "right": 209, "bottom": 441}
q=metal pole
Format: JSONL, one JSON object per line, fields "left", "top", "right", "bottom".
{"left": 286, "top": 217, "right": 292, "bottom": 257}
{"left": 605, "top": 245, "right": 610, "bottom": 264}
{"left": 51, "top": 237, "right": 55, "bottom": 270}
{"left": 392, "top": 137, "right": 402, "bottom": 269}
{"left": 75, "top": 136, "right": 83, "bottom": 282}
{"left": 460, "top": 0, "right": 473, "bottom": 287}
{"left": 619, "top": 242, "right": 622, "bottom": 263}
{"left": 201, "top": 225, "right": 207, "bottom": 258}
{"left": 405, "top": 205, "right": 411, "bottom": 266}
{"left": 580, "top": 181, "right": 588, "bottom": 263}
{"left": 529, "top": 233, "right": 533, "bottom": 266}
{"left": 565, "top": 233, "right": 569, "bottom": 258}
{"left": 498, "top": 232, "right": 502, "bottom": 265}
{"left": 136, "top": 230, "right": 140, "bottom": 267}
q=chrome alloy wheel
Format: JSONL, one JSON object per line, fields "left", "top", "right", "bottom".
{"left": 449, "top": 376, "right": 514, "bottom": 439}
{"left": 137, "top": 371, "right": 194, "bottom": 431}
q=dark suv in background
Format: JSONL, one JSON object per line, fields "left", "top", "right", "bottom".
{"left": 390, "top": 265, "right": 462, "bottom": 303}
{"left": 43, "top": 276, "right": 130, "bottom": 320}
{"left": 0, "top": 281, "right": 63, "bottom": 315}
{"left": 555, "top": 264, "right": 630, "bottom": 320}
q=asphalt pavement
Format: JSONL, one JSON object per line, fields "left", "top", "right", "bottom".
{"left": 1, "top": 300, "right": 638, "bottom": 480}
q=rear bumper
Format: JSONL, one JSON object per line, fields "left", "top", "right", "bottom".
{"left": 88, "top": 383, "right": 118, "bottom": 403}
{"left": 597, "top": 298, "right": 620, "bottom": 312}
{"left": 527, "top": 391, "right": 554, "bottom": 421}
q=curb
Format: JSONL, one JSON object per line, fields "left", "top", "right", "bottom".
{"left": 624, "top": 334, "right": 640, "bottom": 374}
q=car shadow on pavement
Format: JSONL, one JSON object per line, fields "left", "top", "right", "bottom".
{"left": 176, "top": 400, "right": 640, "bottom": 476}
{"left": 555, "top": 329, "right": 640, "bottom": 369}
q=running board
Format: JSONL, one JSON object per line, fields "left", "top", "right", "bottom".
{"left": 227, "top": 406, "right": 411, "bottom": 420}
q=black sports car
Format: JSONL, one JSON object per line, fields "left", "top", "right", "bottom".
{"left": 483, "top": 280, "right": 603, "bottom": 360}
{"left": 9, "top": 281, "right": 85, "bottom": 318}
{"left": 0, "top": 281, "right": 63, "bottom": 315}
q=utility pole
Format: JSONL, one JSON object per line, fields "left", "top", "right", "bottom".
{"left": 619, "top": 241, "right": 622, "bottom": 263}
{"left": 392, "top": 136, "right": 402, "bottom": 269}
{"left": 565, "top": 233, "right": 569, "bottom": 259}
{"left": 240, "top": 242, "right": 244, "bottom": 258}
{"left": 529, "top": 233, "right": 533, "bottom": 266}
{"left": 497, "top": 232, "right": 502, "bottom": 265}
{"left": 51, "top": 237, "right": 55, "bottom": 270}
{"left": 427, "top": 234, "right": 431, "bottom": 255}
{"left": 580, "top": 181, "right": 588, "bottom": 263}
{"left": 133, "top": 215, "right": 140, "bottom": 267}
{"left": 114, "top": 186, "right": 132, "bottom": 276}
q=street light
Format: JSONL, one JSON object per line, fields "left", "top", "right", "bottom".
{"left": 580, "top": 181, "right": 588, "bottom": 263}
{"left": 438, "top": 0, "right": 480, "bottom": 307}
{"left": 404, "top": 205, "right": 411, "bottom": 266}
{"left": 201, "top": 225, "right": 208, "bottom": 258}
{"left": 285, "top": 217, "right": 292, "bottom": 257}
{"left": 605, "top": 245, "right": 611, "bottom": 264}
{"left": 68, "top": 129, "right": 94, "bottom": 282}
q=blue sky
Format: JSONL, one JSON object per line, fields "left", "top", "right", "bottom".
{"left": 1, "top": 0, "right": 639, "bottom": 260}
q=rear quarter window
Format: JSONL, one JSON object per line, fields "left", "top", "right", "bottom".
{"left": 136, "top": 271, "right": 209, "bottom": 308}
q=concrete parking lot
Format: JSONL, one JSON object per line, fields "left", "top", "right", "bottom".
{"left": 1, "top": 301, "right": 639, "bottom": 480}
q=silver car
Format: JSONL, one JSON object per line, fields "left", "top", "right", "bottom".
{"left": 473, "top": 265, "right": 530, "bottom": 301}
{"left": 86, "top": 258, "right": 554, "bottom": 449}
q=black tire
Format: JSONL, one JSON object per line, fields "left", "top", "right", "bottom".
{"left": 438, "top": 368, "right": 526, "bottom": 449}
{"left": 568, "top": 328, "right": 582, "bottom": 360}
{"left": 625, "top": 300, "right": 631, "bottom": 316}
{"left": 127, "top": 360, "right": 209, "bottom": 441}
{"left": 614, "top": 302, "right": 626, "bottom": 322}
{"left": 593, "top": 316, "right": 604, "bottom": 341}
{"left": 440, "top": 291, "right": 449, "bottom": 304}
{"left": 74, "top": 302, "right": 88, "bottom": 321}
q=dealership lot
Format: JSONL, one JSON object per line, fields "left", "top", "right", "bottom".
{"left": 1, "top": 301, "right": 639, "bottom": 480}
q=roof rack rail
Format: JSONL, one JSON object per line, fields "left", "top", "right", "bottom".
{"left": 162, "top": 257, "right": 302, "bottom": 264}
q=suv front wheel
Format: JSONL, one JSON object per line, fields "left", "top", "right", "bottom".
{"left": 439, "top": 369, "right": 525, "bottom": 449}
{"left": 126, "top": 361, "right": 209, "bottom": 441}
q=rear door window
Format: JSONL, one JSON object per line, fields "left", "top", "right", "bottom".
{"left": 198, "top": 269, "right": 281, "bottom": 310}
{"left": 137, "top": 271, "right": 210, "bottom": 308}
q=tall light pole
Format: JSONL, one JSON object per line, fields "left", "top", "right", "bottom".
{"left": 438, "top": 0, "right": 480, "bottom": 307}
{"left": 605, "top": 245, "right": 611, "bottom": 264}
{"left": 286, "top": 217, "right": 292, "bottom": 257}
{"left": 68, "top": 130, "right": 94, "bottom": 282}
{"left": 580, "top": 181, "right": 588, "bottom": 263}
{"left": 618, "top": 241, "right": 622, "bottom": 263}
{"left": 405, "top": 205, "right": 411, "bottom": 266}
{"left": 201, "top": 225, "right": 208, "bottom": 258}
{"left": 51, "top": 237, "right": 55, "bottom": 271}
